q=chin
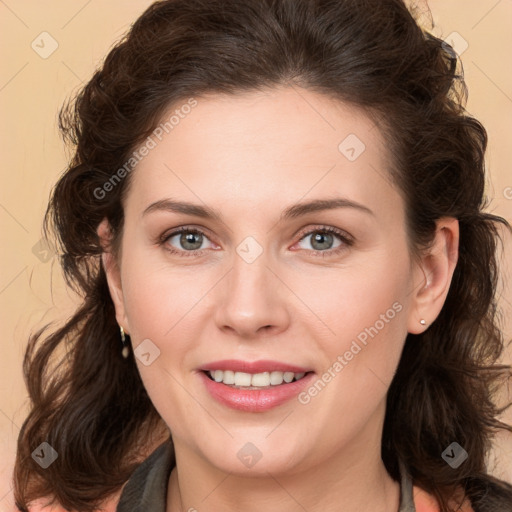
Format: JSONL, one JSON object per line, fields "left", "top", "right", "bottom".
{"left": 195, "top": 435, "right": 308, "bottom": 476}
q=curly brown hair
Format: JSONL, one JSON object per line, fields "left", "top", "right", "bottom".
{"left": 13, "top": 0, "right": 512, "bottom": 511}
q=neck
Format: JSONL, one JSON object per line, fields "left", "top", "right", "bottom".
{"left": 167, "top": 404, "right": 400, "bottom": 512}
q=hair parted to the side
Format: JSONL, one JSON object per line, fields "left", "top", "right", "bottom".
{"left": 13, "top": 1, "right": 512, "bottom": 511}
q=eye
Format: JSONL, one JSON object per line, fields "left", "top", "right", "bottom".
{"left": 294, "top": 226, "right": 353, "bottom": 257}
{"left": 160, "top": 227, "right": 217, "bottom": 257}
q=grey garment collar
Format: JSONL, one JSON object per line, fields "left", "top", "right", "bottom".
{"left": 117, "top": 440, "right": 175, "bottom": 512}
{"left": 117, "top": 440, "right": 416, "bottom": 512}
{"left": 398, "top": 460, "right": 417, "bottom": 512}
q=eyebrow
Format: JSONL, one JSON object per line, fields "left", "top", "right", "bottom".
{"left": 142, "top": 197, "right": 374, "bottom": 221}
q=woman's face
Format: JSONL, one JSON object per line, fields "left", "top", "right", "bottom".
{"left": 104, "top": 86, "right": 440, "bottom": 475}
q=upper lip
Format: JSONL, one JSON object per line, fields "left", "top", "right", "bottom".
{"left": 200, "top": 359, "right": 311, "bottom": 374}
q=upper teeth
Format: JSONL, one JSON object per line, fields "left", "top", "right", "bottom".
{"left": 208, "top": 370, "right": 306, "bottom": 387}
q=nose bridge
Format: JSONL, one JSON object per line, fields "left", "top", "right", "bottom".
{"left": 215, "top": 237, "right": 288, "bottom": 336}
{"left": 231, "top": 246, "right": 271, "bottom": 300}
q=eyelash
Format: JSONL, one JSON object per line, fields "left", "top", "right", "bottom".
{"left": 158, "top": 225, "right": 354, "bottom": 258}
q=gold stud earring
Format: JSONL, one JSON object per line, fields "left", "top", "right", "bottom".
{"left": 120, "top": 326, "right": 130, "bottom": 358}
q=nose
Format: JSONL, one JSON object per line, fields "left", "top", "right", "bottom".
{"left": 213, "top": 249, "right": 291, "bottom": 340}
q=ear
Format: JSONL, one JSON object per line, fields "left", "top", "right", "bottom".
{"left": 97, "top": 218, "right": 131, "bottom": 333}
{"left": 406, "top": 217, "right": 459, "bottom": 334}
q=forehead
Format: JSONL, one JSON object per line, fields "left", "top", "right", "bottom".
{"left": 126, "top": 86, "right": 399, "bottom": 221}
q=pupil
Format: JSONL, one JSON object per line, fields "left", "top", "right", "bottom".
{"left": 312, "top": 232, "right": 332, "bottom": 250}
{"left": 181, "top": 232, "right": 202, "bottom": 250}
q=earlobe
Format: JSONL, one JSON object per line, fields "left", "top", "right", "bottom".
{"left": 97, "top": 218, "right": 130, "bottom": 333}
{"left": 407, "top": 217, "right": 459, "bottom": 334}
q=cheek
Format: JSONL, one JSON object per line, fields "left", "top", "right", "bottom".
{"left": 294, "top": 282, "right": 408, "bottom": 451}
{"left": 295, "top": 249, "right": 409, "bottom": 350}
{"left": 323, "top": 285, "right": 406, "bottom": 393}
{"left": 119, "top": 254, "right": 207, "bottom": 435}
{"left": 120, "top": 246, "right": 207, "bottom": 342}
{"left": 298, "top": 247, "right": 411, "bottom": 409}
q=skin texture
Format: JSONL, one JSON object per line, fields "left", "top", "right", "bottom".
{"left": 99, "top": 86, "right": 459, "bottom": 512}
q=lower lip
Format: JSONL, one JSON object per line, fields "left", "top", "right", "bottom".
{"left": 199, "top": 371, "right": 315, "bottom": 412}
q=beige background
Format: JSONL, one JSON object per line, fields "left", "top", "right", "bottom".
{"left": 1, "top": 1, "right": 511, "bottom": 510}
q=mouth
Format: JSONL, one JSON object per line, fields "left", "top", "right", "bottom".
{"left": 203, "top": 369, "right": 312, "bottom": 389}
{"left": 198, "top": 359, "right": 315, "bottom": 411}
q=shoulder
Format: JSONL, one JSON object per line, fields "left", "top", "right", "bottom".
{"left": 412, "top": 485, "right": 474, "bottom": 512}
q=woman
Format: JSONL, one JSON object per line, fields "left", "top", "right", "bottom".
{"left": 13, "top": 0, "right": 512, "bottom": 511}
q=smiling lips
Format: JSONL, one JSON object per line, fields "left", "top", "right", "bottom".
{"left": 199, "top": 359, "right": 314, "bottom": 411}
